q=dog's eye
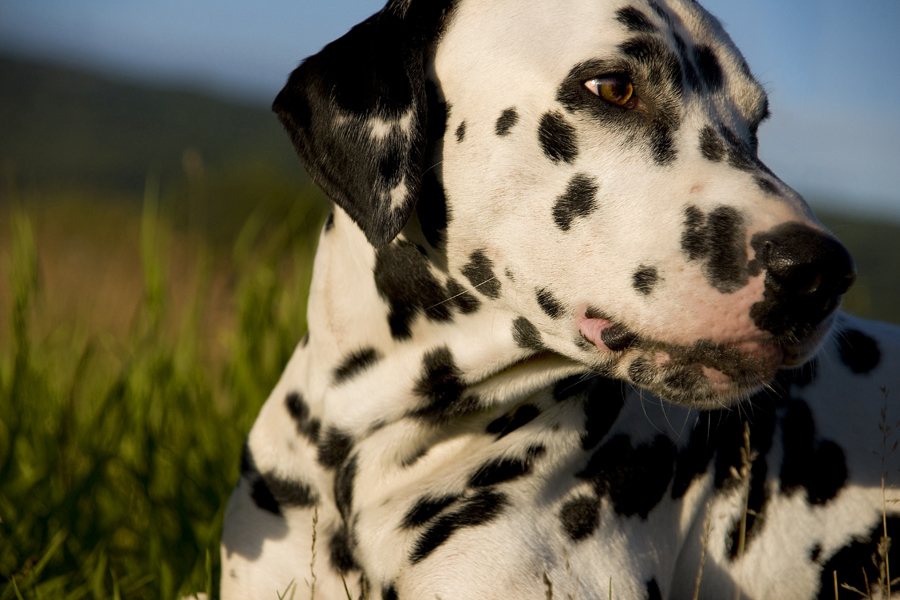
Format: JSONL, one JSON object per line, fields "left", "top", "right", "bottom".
{"left": 584, "top": 76, "right": 635, "bottom": 108}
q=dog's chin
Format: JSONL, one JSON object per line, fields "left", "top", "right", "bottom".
{"left": 578, "top": 314, "right": 836, "bottom": 410}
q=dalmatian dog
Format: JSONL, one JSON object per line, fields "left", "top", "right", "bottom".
{"left": 221, "top": 0, "right": 900, "bottom": 598}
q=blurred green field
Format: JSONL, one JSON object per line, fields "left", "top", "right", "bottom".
{"left": 1, "top": 54, "right": 899, "bottom": 600}
{"left": 0, "top": 177, "right": 328, "bottom": 599}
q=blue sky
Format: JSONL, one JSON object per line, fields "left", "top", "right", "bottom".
{"left": 1, "top": 0, "right": 898, "bottom": 219}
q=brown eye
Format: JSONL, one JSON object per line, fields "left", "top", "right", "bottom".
{"left": 584, "top": 76, "right": 635, "bottom": 108}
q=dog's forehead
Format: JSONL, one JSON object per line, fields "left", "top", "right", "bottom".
{"left": 435, "top": 0, "right": 766, "bottom": 120}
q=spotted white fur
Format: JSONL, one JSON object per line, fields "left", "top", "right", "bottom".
{"left": 221, "top": 1, "right": 900, "bottom": 598}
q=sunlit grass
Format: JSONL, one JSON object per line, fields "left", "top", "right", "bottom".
{"left": 0, "top": 179, "right": 326, "bottom": 599}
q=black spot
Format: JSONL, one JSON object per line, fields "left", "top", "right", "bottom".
{"left": 810, "top": 543, "right": 822, "bottom": 562}
{"left": 646, "top": 579, "right": 662, "bottom": 600}
{"left": 334, "top": 454, "right": 358, "bottom": 520}
{"left": 402, "top": 494, "right": 461, "bottom": 528}
{"left": 486, "top": 404, "right": 541, "bottom": 438}
{"left": 240, "top": 443, "right": 256, "bottom": 477}
{"left": 536, "top": 288, "right": 565, "bottom": 319}
{"left": 538, "top": 111, "right": 578, "bottom": 163}
{"left": 584, "top": 306, "right": 609, "bottom": 320}
{"left": 495, "top": 107, "right": 519, "bottom": 136}
{"left": 680, "top": 205, "right": 749, "bottom": 294}
{"left": 837, "top": 329, "right": 881, "bottom": 374}
{"left": 317, "top": 427, "right": 354, "bottom": 469}
{"left": 461, "top": 249, "right": 501, "bottom": 299}
{"left": 694, "top": 46, "right": 723, "bottom": 91}
{"left": 455, "top": 120, "right": 466, "bottom": 142}
{"left": 411, "top": 346, "right": 481, "bottom": 423}
{"left": 250, "top": 477, "right": 282, "bottom": 515}
{"left": 703, "top": 207, "right": 748, "bottom": 293}
{"left": 647, "top": 0, "right": 670, "bottom": 23}
{"left": 633, "top": 266, "right": 659, "bottom": 296}
{"left": 285, "top": 391, "right": 322, "bottom": 442}
{"left": 301, "top": 331, "right": 309, "bottom": 347}
{"left": 754, "top": 176, "right": 779, "bottom": 196}
{"left": 329, "top": 525, "right": 358, "bottom": 573}
{"left": 244, "top": 444, "right": 319, "bottom": 513}
{"left": 512, "top": 317, "right": 543, "bottom": 350}
{"left": 601, "top": 323, "right": 638, "bottom": 351}
{"left": 627, "top": 355, "right": 655, "bottom": 386}
{"left": 578, "top": 435, "right": 675, "bottom": 518}
{"left": 468, "top": 445, "right": 545, "bottom": 488}
{"left": 410, "top": 490, "right": 507, "bottom": 564}
{"left": 619, "top": 36, "right": 683, "bottom": 100}
{"left": 333, "top": 348, "right": 381, "bottom": 384}
{"left": 375, "top": 241, "right": 452, "bottom": 339}
{"left": 417, "top": 170, "right": 452, "bottom": 251}
{"left": 383, "top": 583, "right": 399, "bottom": 600}
{"left": 819, "top": 516, "right": 900, "bottom": 598}
{"left": 674, "top": 33, "right": 701, "bottom": 93}
{"left": 663, "top": 365, "right": 704, "bottom": 392}
{"left": 445, "top": 278, "right": 481, "bottom": 314}
{"left": 780, "top": 400, "right": 847, "bottom": 505}
{"left": 559, "top": 495, "right": 601, "bottom": 541}
{"left": 719, "top": 126, "right": 772, "bottom": 176}
{"left": 413, "top": 346, "right": 464, "bottom": 409}
{"left": 553, "top": 173, "right": 599, "bottom": 231}
{"left": 400, "top": 446, "right": 429, "bottom": 469}
{"left": 324, "top": 211, "right": 335, "bottom": 232}
{"left": 615, "top": 7, "right": 657, "bottom": 33}
{"left": 681, "top": 205, "right": 709, "bottom": 259}
{"left": 581, "top": 377, "right": 627, "bottom": 450}
{"left": 648, "top": 120, "right": 678, "bottom": 165}
{"left": 699, "top": 126, "right": 725, "bottom": 162}
{"left": 266, "top": 473, "right": 318, "bottom": 511}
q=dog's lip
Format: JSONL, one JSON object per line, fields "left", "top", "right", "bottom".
{"left": 577, "top": 313, "right": 615, "bottom": 351}
{"left": 577, "top": 311, "right": 794, "bottom": 382}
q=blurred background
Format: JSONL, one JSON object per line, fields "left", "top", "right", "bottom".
{"left": 0, "top": 1, "right": 897, "bottom": 598}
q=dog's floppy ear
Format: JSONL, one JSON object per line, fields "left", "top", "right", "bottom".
{"left": 274, "top": 2, "right": 454, "bottom": 248}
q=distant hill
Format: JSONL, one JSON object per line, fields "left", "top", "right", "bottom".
{"left": 0, "top": 53, "right": 897, "bottom": 325}
{"left": 816, "top": 211, "right": 900, "bottom": 327}
{"left": 0, "top": 54, "right": 305, "bottom": 193}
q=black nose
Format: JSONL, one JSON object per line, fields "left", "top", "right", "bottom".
{"left": 750, "top": 222, "right": 855, "bottom": 336}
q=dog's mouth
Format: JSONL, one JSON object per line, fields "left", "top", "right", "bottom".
{"left": 577, "top": 309, "right": 828, "bottom": 409}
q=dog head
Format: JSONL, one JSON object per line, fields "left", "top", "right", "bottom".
{"left": 275, "top": 0, "right": 854, "bottom": 409}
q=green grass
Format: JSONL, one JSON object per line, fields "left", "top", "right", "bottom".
{"left": 0, "top": 180, "right": 327, "bottom": 599}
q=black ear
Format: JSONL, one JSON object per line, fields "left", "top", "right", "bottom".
{"left": 273, "top": 1, "right": 454, "bottom": 248}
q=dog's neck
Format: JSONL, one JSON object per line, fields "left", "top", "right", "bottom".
{"left": 301, "top": 206, "right": 585, "bottom": 430}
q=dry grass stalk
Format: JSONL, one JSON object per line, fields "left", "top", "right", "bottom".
{"left": 310, "top": 506, "right": 319, "bottom": 600}
{"left": 730, "top": 421, "right": 757, "bottom": 600}
{"left": 692, "top": 500, "right": 713, "bottom": 600}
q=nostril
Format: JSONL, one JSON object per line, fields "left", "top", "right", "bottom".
{"left": 794, "top": 270, "right": 822, "bottom": 297}
{"left": 836, "top": 271, "right": 856, "bottom": 296}
{"left": 750, "top": 222, "right": 855, "bottom": 331}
